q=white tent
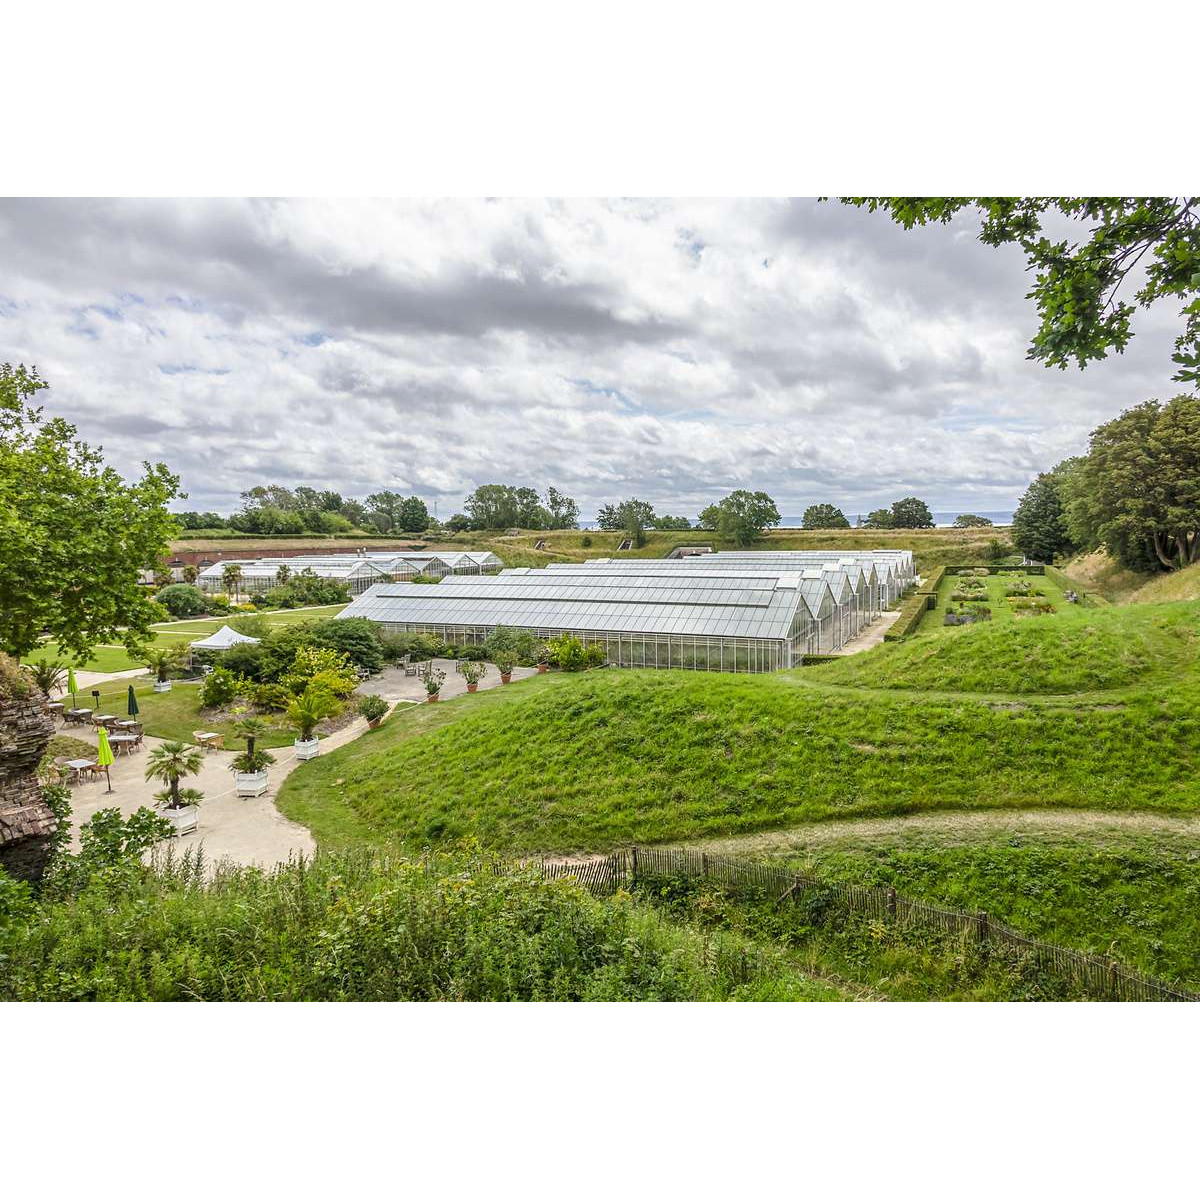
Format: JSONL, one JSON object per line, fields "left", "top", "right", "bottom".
{"left": 189, "top": 624, "right": 261, "bottom": 650}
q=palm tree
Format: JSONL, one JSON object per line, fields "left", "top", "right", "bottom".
{"left": 221, "top": 562, "right": 243, "bottom": 600}
{"left": 181, "top": 564, "right": 199, "bottom": 584}
{"left": 142, "top": 644, "right": 181, "bottom": 683}
{"left": 145, "top": 741, "right": 204, "bottom": 809}
{"left": 286, "top": 686, "right": 341, "bottom": 742}
{"left": 231, "top": 712, "right": 271, "bottom": 758}
{"left": 275, "top": 563, "right": 292, "bottom": 586}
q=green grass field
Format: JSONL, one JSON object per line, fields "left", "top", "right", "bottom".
{"left": 22, "top": 604, "right": 348, "bottom": 675}
{"left": 275, "top": 602, "right": 1200, "bottom": 855}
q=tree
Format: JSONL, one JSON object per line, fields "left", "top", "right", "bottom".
{"left": 651, "top": 514, "right": 692, "bottom": 530}
{"left": 275, "top": 563, "right": 292, "bottom": 586}
{"left": 801, "top": 503, "right": 850, "bottom": 530}
{"left": 445, "top": 513, "right": 471, "bottom": 533}
{"left": 397, "top": 496, "right": 430, "bottom": 533}
{"left": 364, "top": 490, "right": 405, "bottom": 533}
{"left": 544, "top": 487, "right": 580, "bottom": 530}
{"left": 221, "top": 563, "right": 244, "bottom": 598}
{"left": 862, "top": 508, "right": 894, "bottom": 529}
{"left": 465, "top": 484, "right": 521, "bottom": 530}
{"left": 612, "top": 499, "right": 655, "bottom": 548}
{"left": 155, "top": 583, "right": 208, "bottom": 618}
{"left": 890, "top": 497, "right": 934, "bottom": 529}
{"left": 1062, "top": 395, "right": 1200, "bottom": 571}
{"left": 701, "top": 491, "right": 782, "bottom": 546}
{"left": 595, "top": 504, "right": 621, "bottom": 532}
{"left": 0, "top": 364, "right": 183, "bottom": 660}
{"left": 844, "top": 197, "right": 1200, "bottom": 384}
{"left": 1012, "top": 465, "right": 1079, "bottom": 563}
{"left": 181, "top": 564, "right": 199, "bottom": 584}
{"left": 953, "top": 514, "right": 994, "bottom": 528}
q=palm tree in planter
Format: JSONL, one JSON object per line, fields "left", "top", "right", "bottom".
{"left": 229, "top": 712, "right": 276, "bottom": 796}
{"left": 145, "top": 741, "right": 205, "bottom": 835}
{"left": 358, "top": 693, "right": 390, "bottom": 729}
{"left": 221, "top": 562, "right": 243, "bottom": 601}
{"left": 460, "top": 660, "right": 487, "bottom": 693}
{"left": 143, "top": 645, "right": 182, "bottom": 693}
{"left": 493, "top": 650, "right": 518, "bottom": 684}
{"left": 286, "top": 685, "right": 341, "bottom": 759}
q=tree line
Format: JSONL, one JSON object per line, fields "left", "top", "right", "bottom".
{"left": 1011, "top": 393, "right": 1200, "bottom": 572}
{"left": 799, "top": 498, "right": 941, "bottom": 530}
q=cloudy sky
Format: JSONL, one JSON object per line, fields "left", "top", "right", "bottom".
{"left": 0, "top": 198, "right": 1182, "bottom": 522}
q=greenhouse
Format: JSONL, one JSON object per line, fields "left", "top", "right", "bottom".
{"left": 432, "top": 550, "right": 504, "bottom": 574}
{"left": 196, "top": 557, "right": 392, "bottom": 596}
{"left": 337, "top": 570, "right": 824, "bottom": 671}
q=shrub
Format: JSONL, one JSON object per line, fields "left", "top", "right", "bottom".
{"left": 358, "top": 694, "right": 390, "bottom": 723}
{"left": 581, "top": 535, "right": 593, "bottom": 547}
{"left": 461, "top": 660, "right": 488, "bottom": 686}
{"left": 1011, "top": 597, "right": 1056, "bottom": 617}
{"left": 485, "top": 624, "right": 538, "bottom": 665}
{"left": 545, "top": 634, "right": 590, "bottom": 670}
{"left": 281, "top": 645, "right": 358, "bottom": 696}
{"left": 252, "top": 682, "right": 293, "bottom": 712}
{"left": 155, "top": 583, "right": 208, "bottom": 618}
{"left": 219, "top": 641, "right": 267, "bottom": 681}
{"left": 884, "top": 593, "right": 933, "bottom": 641}
{"left": 142, "top": 645, "right": 184, "bottom": 683}
{"left": 309, "top": 617, "right": 384, "bottom": 674}
{"left": 305, "top": 667, "right": 360, "bottom": 700}
{"left": 285, "top": 684, "right": 342, "bottom": 741}
{"left": 455, "top": 645, "right": 487, "bottom": 662}
{"left": 199, "top": 666, "right": 240, "bottom": 708}
{"left": 229, "top": 615, "right": 272, "bottom": 639}
{"left": 27, "top": 658, "right": 66, "bottom": 696}
{"left": 206, "top": 594, "right": 232, "bottom": 615}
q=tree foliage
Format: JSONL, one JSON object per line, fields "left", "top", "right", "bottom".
{"left": 845, "top": 197, "right": 1200, "bottom": 384}
{"left": 462, "top": 484, "right": 578, "bottom": 530}
{"left": 801, "top": 503, "right": 850, "bottom": 530}
{"left": 0, "top": 364, "right": 183, "bottom": 659}
{"left": 953, "top": 514, "right": 994, "bottom": 528}
{"left": 1062, "top": 395, "right": 1200, "bottom": 571}
{"left": 890, "top": 497, "right": 935, "bottom": 529}
{"left": 862, "top": 508, "right": 894, "bottom": 529}
{"left": 1012, "top": 464, "right": 1079, "bottom": 563}
{"left": 699, "top": 490, "right": 782, "bottom": 546}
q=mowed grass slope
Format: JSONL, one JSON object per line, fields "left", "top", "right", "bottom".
{"left": 276, "top": 653, "right": 1200, "bottom": 855}
{"left": 812, "top": 598, "right": 1199, "bottom": 695}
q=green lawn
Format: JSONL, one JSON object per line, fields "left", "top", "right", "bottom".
{"left": 275, "top": 607, "right": 1200, "bottom": 856}
{"left": 22, "top": 604, "right": 348, "bottom": 674}
{"left": 79, "top": 679, "right": 297, "bottom": 748}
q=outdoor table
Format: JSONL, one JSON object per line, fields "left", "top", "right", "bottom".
{"left": 114, "top": 720, "right": 140, "bottom": 730}
{"left": 64, "top": 758, "right": 97, "bottom": 784}
{"left": 109, "top": 735, "right": 137, "bottom": 755}
{"left": 93, "top": 713, "right": 118, "bottom": 727}
{"left": 47, "top": 701, "right": 64, "bottom": 716}
{"left": 65, "top": 708, "right": 92, "bottom": 725}
{"left": 194, "top": 731, "right": 224, "bottom": 751}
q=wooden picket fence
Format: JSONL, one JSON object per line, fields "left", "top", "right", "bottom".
{"left": 534, "top": 847, "right": 1198, "bottom": 1003}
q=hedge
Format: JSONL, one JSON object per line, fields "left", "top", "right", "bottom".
{"left": 916, "top": 565, "right": 947, "bottom": 597}
{"left": 884, "top": 592, "right": 933, "bottom": 641}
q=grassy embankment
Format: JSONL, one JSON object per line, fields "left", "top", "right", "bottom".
{"left": 275, "top": 598, "right": 1200, "bottom": 855}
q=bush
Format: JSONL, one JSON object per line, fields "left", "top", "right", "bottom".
{"left": 454, "top": 645, "right": 487, "bottom": 662}
{"left": 358, "top": 694, "right": 390, "bottom": 723}
{"left": 263, "top": 569, "right": 351, "bottom": 608}
{"left": 309, "top": 617, "right": 384, "bottom": 674}
{"left": 545, "top": 634, "right": 605, "bottom": 670}
{"left": 252, "top": 682, "right": 293, "bottom": 712}
{"left": 581, "top": 535, "right": 593, "bottom": 547}
{"left": 206, "top": 594, "right": 232, "bottom": 615}
{"left": 199, "top": 666, "right": 241, "bottom": 708}
{"left": 485, "top": 624, "right": 538, "bottom": 666}
{"left": 220, "top": 641, "right": 267, "bottom": 681}
{"left": 155, "top": 583, "right": 208, "bottom": 618}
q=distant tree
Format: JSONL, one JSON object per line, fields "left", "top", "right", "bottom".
{"left": 544, "top": 487, "right": 580, "bottom": 530}
{"left": 275, "top": 563, "right": 292, "bottom": 586}
{"left": 1012, "top": 465, "right": 1080, "bottom": 563}
{"left": 175, "top": 511, "right": 227, "bottom": 529}
{"left": 953, "top": 514, "right": 994, "bottom": 528}
{"left": 651, "top": 514, "right": 692, "bottom": 530}
{"left": 1062, "top": 395, "right": 1200, "bottom": 571}
{"left": 862, "top": 508, "right": 894, "bottom": 529}
{"left": 890, "top": 497, "right": 935, "bottom": 529}
{"left": 397, "top": 496, "right": 430, "bottom": 533}
{"left": 445, "top": 513, "right": 471, "bottom": 533}
{"left": 844, "top": 197, "right": 1200, "bottom": 384}
{"left": 596, "top": 504, "right": 621, "bottom": 532}
{"left": 700, "top": 491, "right": 782, "bottom": 546}
{"left": 221, "top": 563, "right": 244, "bottom": 599}
{"left": 801, "top": 503, "right": 851, "bottom": 530}
{"left": 155, "top": 583, "right": 208, "bottom": 618}
{"left": 365, "top": 490, "right": 405, "bottom": 533}
{"left": 465, "top": 484, "right": 522, "bottom": 530}
{"left": 338, "top": 498, "right": 371, "bottom": 529}
{"left": 0, "top": 363, "right": 182, "bottom": 660}
{"left": 613, "top": 499, "right": 656, "bottom": 548}
{"left": 181, "top": 564, "right": 199, "bottom": 584}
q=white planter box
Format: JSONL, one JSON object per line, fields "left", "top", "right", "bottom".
{"left": 294, "top": 737, "right": 320, "bottom": 761}
{"left": 236, "top": 770, "right": 269, "bottom": 797}
{"left": 162, "top": 805, "right": 199, "bottom": 836}
{"left": 153, "top": 680, "right": 172, "bottom": 693}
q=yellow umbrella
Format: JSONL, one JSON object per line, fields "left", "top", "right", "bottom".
{"left": 96, "top": 726, "right": 115, "bottom": 794}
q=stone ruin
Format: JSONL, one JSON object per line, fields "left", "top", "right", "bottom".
{"left": 0, "top": 667, "right": 58, "bottom": 884}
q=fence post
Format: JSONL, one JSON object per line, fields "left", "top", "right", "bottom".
{"left": 978, "top": 911, "right": 990, "bottom": 944}
{"left": 631, "top": 846, "right": 638, "bottom": 883}
{"left": 1108, "top": 960, "right": 1119, "bottom": 998}
{"left": 702, "top": 853, "right": 709, "bottom": 877}
{"left": 887, "top": 887, "right": 897, "bottom": 918}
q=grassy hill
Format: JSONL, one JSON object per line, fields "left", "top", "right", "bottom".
{"left": 276, "top": 608, "right": 1200, "bottom": 855}
{"left": 811, "top": 599, "right": 1199, "bottom": 694}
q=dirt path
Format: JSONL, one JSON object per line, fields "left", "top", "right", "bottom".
{"left": 672, "top": 808, "right": 1200, "bottom": 856}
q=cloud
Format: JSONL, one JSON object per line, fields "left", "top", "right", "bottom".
{"left": 0, "top": 197, "right": 1184, "bottom": 518}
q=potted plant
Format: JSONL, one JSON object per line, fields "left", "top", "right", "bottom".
{"left": 535, "top": 644, "right": 549, "bottom": 674}
{"left": 461, "top": 660, "right": 487, "bottom": 693}
{"left": 493, "top": 650, "right": 517, "bottom": 684}
{"left": 286, "top": 684, "right": 341, "bottom": 759}
{"left": 230, "top": 712, "right": 276, "bottom": 796}
{"left": 144, "top": 645, "right": 180, "bottom": 693}
{"left": 420, "top": 663, "right": 446, "bottom": 702}
{"left": 358, "top": 693, "right": 390, "bottom": 729}
{"left": 145, "top": 740, "right": 205, "bottom": 834}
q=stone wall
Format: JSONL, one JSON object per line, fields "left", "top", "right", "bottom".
{"left": 0, "top": 682, "right": 57, "bottom": 884}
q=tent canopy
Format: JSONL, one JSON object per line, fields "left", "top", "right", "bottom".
{"left": 189, "top": 624, "right": 261, "bottom": 650}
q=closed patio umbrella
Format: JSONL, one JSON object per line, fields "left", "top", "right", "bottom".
{"left": 96, "top": 726, "right": 115, "bottom": 794}
{"left": 67, "top": 665, "right": 78, "bottom": 707}
{"left": 127, "top": 685, "right": 139, "bottom": 717}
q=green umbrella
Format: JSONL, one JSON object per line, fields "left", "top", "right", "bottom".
{"left": 67, "top": 665, "right": 78, "bottom": 707}
{"left": 127, "top": 685, "right": 140, "bottom": 717}
{"left": 96, "top": 726, "right": 115, "bottom": 794}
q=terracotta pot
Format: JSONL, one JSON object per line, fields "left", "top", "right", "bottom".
{"left": 500, "top": 672, "right": 512, "bottom": 684}
{"left": 466, "top": 683, "right": 478, "bottom": 693}
{"left": 427, "top": 692, "right": 440, "bottom": 703}
{"left": 367, "top": 718, "right": 381, "bottom": 729}
{"left": 537, "top": 663, "right": 548, "bottom": 673}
